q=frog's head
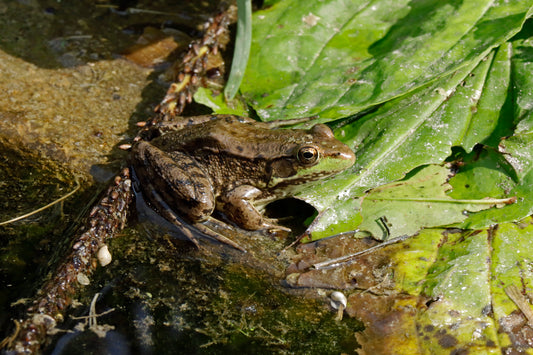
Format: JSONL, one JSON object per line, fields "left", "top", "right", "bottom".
{"left": 268, "top": 124, "right": 355, "bottom": 189}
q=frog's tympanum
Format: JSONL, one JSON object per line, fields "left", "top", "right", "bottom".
{"left": 132, "top": 115, "right": 355, "bottom": 248}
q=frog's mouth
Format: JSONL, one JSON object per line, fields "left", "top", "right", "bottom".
{"left": 268, "top": 156, "right": 353, "bottom": 189}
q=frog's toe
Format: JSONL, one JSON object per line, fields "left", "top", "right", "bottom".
{"left": 268, "top": 224, "right": 291, "bottom": 233}
{"left": 193, "top": 222, "right": 246, "bottom": 252}
{"left": 260, "top": 220, "right": 292, "bottom": 238}
{"left": 270, "top": 229, "right": 291, "bottom": 239}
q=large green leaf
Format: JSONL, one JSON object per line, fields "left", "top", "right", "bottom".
{"left": 381, "top": 221, "right": 533, "bottom": 353}
{"left": 241, "top": 0, "right": 533, "bottom": 120}
{"left": 450, "top": 32, "right": 533, "bottom": 229}
{"left": 414, "top": 229, "right": 499, "bottom": 353}
{"left": 226, "top": 0, "right": 533, "bottom": 241}
{"left": 298, "top": 50, "right": 515, "bottom": 240}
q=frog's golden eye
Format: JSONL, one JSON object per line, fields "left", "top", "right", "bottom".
{"left": 297, "top": 145, "right": 320, "bottom": 165}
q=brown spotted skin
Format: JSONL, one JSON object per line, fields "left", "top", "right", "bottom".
{"left": 132, "top": 115, "right": 355, "bottom": 231}
{"left": 134, "top": 142, "right": 215, "bottom": 222}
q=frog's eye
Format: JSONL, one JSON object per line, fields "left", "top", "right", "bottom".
{"left": 297, "top": 145, "right": 320, "bottom": 165}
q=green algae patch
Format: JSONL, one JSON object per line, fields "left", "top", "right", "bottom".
{"left": 77, "top": 228, "right": 363, "bottom": 354}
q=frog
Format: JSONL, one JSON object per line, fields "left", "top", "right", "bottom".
{"left": 131, "top": 114, "right": 355, "bottom": 250}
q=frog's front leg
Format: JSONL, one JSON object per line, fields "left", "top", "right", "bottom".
{"left": 218, "top": 185, "right": 291, "bottom": 233}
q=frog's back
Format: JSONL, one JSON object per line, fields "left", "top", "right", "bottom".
{"left": 154, "top": 116, "right": 305, "bottom": 161}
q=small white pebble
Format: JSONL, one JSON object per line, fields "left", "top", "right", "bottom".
{"left": 77, "top": 272, "right": 90, "bottom": 286}
{"left": 97, "top": 245, "right": 112, "bottom": 267}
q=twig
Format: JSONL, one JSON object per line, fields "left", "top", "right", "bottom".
{"left": 312, "top": 235, "right": 410, "bottom": 270}
{"left": 0, "top": 180, "right": 80, "bottom": 226}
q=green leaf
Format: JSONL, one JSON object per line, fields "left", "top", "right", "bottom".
{"left": 458, "top": 43, "right": 512, "bottom": 151}
{"left": 490, "top": 219, "right": 533, "bottom": 349}
{"left": 298, "top": 58, "right": 505, "bottom": 240}
{"left": 224, "top": 0, "right": 252, "bottom": 100}
{"left": 294, "top": 18, "right": 531, "bottom": 240}
{"left": 451, "top": 33, "right": 533, "bottom": 229}
{"left": 459, "top": 131, "right": 533, "bottom": 228}
{"left": 448, "top": 148, "right": 517, "bottom": 201}
{"left": 512, "top": 24, "right": 533, "bottom": 131}
{"left": 298, "top": 61, "right": 481, "bottom": 213}
{"left": 391, "top": 229, "right": 445, "bottom": 295}
{"left": 413, "top": 220, "right": 533, "bottom": 353}
{"left": 353, "top": 220, "right": 533, "bottom": 353}
{"left": 242, "top": 0, "right": 533, "bottom": 120}
{"left": 358, "top": 165, "right": 512, "bottom": 241}
{"left": 415, "top": 229, "right": 500, "bottom": 353}
{"left": 193, "top": 87, "right": 248, "bottom": 116}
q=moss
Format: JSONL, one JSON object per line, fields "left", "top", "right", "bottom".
{"left": 67, "top": 228, "right": 363, "bottom": 354}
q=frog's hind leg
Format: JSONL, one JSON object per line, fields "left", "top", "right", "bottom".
{"left": 132, "top": 170, "right": 199, "bottom": 248}
{"left": 131, "top": 166, "right": 245, "bottom": 251}
{"left": 142, "top": 181, "right": 245, "bottom": 251}
{"left": 133, "top": 142, "right": 216, "bottom": 222}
